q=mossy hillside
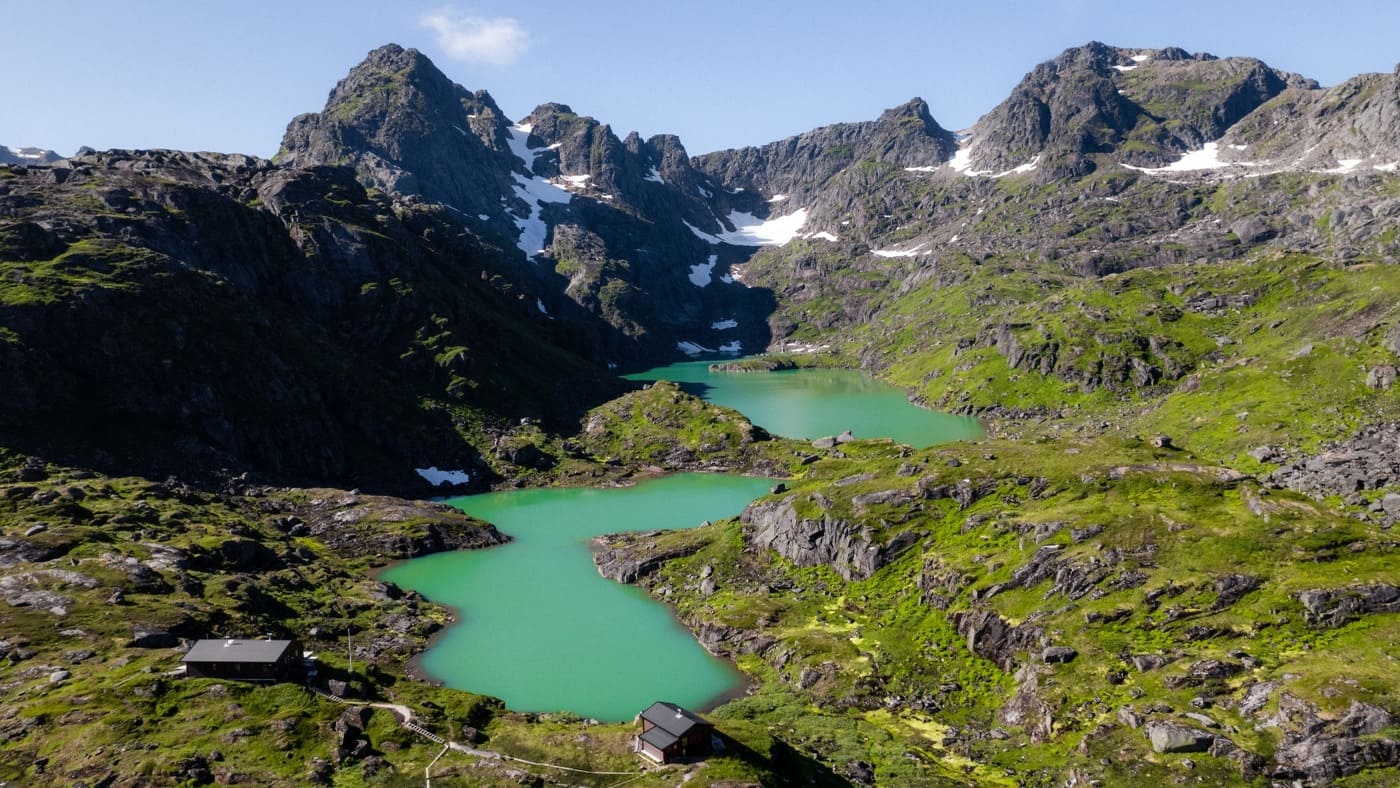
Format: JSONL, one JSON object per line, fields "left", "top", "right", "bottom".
{"left": 849, "top": 253, "right": 1400, "bottom": 450}
{"left": 629, "top": 434, "right": 1398, "bottom": 785}
{"left": 573, "top": 380, "right": 810, "bottom": 477}
{"left": 0, "top": 456, "right": 468, "bottom": 785}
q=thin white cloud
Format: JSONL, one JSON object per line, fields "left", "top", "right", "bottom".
{"left": 419, "top": 9, "right": 529, "bottom": 67}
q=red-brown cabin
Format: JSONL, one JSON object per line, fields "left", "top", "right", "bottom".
{"left": 635, "top": 701, "right": 714, "bottom": 763}
{"left": 181, "top": 638, "right": 302, "bottom": 682}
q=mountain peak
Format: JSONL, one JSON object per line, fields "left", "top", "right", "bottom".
{"left": 965, "top": 43, "right": 1307, "bottom": 177}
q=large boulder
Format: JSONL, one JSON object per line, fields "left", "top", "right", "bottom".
{"left": 1144, "top": 720, "right": 1214, "bottom": 753}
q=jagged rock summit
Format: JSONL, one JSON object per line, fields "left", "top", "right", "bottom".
{"left": 278, "top": 44, "right": 782, "bottom": 363}
{"left": 958, "top": 42, "right": 1317, "bottom": 179}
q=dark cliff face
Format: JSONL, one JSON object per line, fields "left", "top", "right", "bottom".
{"left": 0, "top": 149, "right": 625, "bottom": 491}
{"left": 278, "top": 44, "right": 519, "bottom": 243}
{"left": 965, "top": 42, "right": 1312, "bottom": 177}
{"left": 693, "top": 97, "right": 957, "bottom": 206}
{"left": 278, "top": 45, "right": 779, "bottom": 365}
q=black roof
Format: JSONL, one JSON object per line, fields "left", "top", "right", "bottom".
{"left": 639, "top": 701, "right": 710, "bottom": 737}
{"left": 182, "top": 639, "right": 296, "bottom": 664}
{"left": 639, "top": 726, "right": 680, "bottom": 750}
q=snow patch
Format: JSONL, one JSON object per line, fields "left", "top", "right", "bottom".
{"left": 1132, "top": 53, "right": 1150, "bottom": 62}
{"left": 711, "top": 319, "right": 738, "bottom": 330}
{"left": 948, "top": 143, "right": 977, "bottom": 174}
{"left": 904, "top": 165, "right": 941, "bottom": 173}
{"left": 684, "top": 220, "right": 722, "bottom": 244}
{"left": 559, "top": 174, "right": 591, "bottom": 186}
{"left": 872, "top": 243, "right": 927, "bottom": 258}
{"left": 510, "top": 172, "right": 572, "bottom": 259}
{"left": 503, "top": 123, "right": 577, "bottom": 260}
{"left": 768, "top": 194, "right": 789, "bottom": 202}
{"left": 644, "top": 167, "right": 665, "bottom": 184}
{"left": 771, "top": 340, "right": 831, "bottom": 354}
{"left": 719, "top": 273, "right": 735, "bottom": 284}
{"left": 948, "top": 143, "right": 1038, "bottom": 178}
{"left": 689, "top": 254, "right": 717, "bottom": 287}
{"left": 1112, "top": 65, "right": 1138, "bottom": 72}
{"left": 1375, "top": 162, "right": 1399, "bottom": 173}
{"left": 804, "top": 231, "right": 839, "bottom": 242}
{"left": 714, "top": 209, "right": 809, "bottom": 246}
{"left": 685, "top": 210, "right": 810, "bottom": 246}
{"left": 477, "top": 213, "right": 490, "bottom": 220}
{"left": 677, "top": 341, "right": 713, "bottom": 356}
{"left": 718, "top": 341, "right": 742, "bottom": 354}
{"left": 1123, "top": 142, "right": 1239, "bottom": 174}
{"left": 696, "top": 184, "right": 712, "bottom": 198}
{"left": 504, "top": 123, "right": 536, "bottom": 168}
{"left": 536, "top": 298, "right": 548, "bottom": 315}
{"left": 1325, "top": 158, "right": 1363, "bottom": 174}
{"left": 1000, "top": 155, "right": 1041, "bottom": 177}
{"left": 416, "top": 467, "right": 470, "bottom": 486}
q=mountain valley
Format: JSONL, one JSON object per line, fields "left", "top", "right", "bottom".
{"left": 2, "top": 41, "right": 1399, "bottom": 787}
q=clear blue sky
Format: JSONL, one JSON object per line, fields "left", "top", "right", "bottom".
{"left": 4, "top": 0, "right": 1398, "bottom": 158}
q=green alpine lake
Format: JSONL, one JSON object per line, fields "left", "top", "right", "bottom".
{"left": 624, "top": 360, "right": 983, "bottom": 446}
{"left": 381, "top": 473, "right": 771, "bottom": 721}
{"left": 383, "top": 362, "right": 980, "bottom": 721}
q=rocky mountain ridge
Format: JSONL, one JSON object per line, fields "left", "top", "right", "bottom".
{"left": 0, "top": 145, "right": 64, "bottom": 166}
{"left": 274, "top": 43, "right": 1400, "bottom": 370}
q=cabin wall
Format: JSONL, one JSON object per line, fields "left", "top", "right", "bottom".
{"left": 640, "top": 741, "right": 666, "bottom": 763}
{"left": 185, "top": 661, "right": 281, "bottom": 681}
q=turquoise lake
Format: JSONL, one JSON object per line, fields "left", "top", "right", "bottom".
{"left": 380, "top": 473, "right": 771, "bottom": 721}
{"left": 623, "top": 361, "right": 983, "bottom": 446}
{"left": 382, "top": 362, "right": 980, "bottom": 720}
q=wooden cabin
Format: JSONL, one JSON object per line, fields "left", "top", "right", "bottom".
{"left": 181, "top": 638, "right": 302, "bottom": 682}
{"left": 635, "top": 701, "right": 714, "bottom": 763}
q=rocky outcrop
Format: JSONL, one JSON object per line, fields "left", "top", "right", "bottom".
{"left": 592, "top": 531, "right": 704, "bottom": 584}
{"left": 1266, "top": 698, "right": 1400, "bottom": 782}
{"left": 1269, "top": 423, "right": 1400, "bottom": 498}
{"left": 999, "top": 663, "right": 1054, "bottom": 742}
{"left": 741, "top": 496, "right": 915, "bottom": 581}
{"left": 951, "top": 607, "right": 1045, "bottom": 672}
{"left": 284, "top": 491, "right": 506, "bottom": 561}
{"left": 1297, "top": 584, "right": 1400, "bottom": 628}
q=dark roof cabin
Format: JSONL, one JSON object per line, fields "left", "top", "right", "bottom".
{"left": 181, "top": 638, "right": 302, "bottom": 683}
{"left": 635, "top": 701, "right": 714, "bottom": 764}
